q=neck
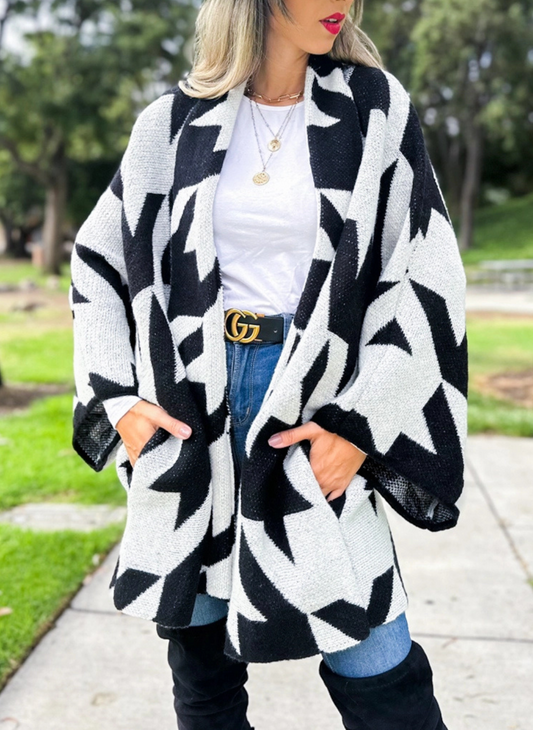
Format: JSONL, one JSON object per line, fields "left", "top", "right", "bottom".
{"left": 248, "top": 31, "right": 309, "bottom": 107}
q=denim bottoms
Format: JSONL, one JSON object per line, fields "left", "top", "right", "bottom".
{"left": 187, "top": 312, "right": 412, "bottom": 678}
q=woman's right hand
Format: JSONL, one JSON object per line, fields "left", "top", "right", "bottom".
{"left": 116, "top": 400, "right": 192, "bottom": 468}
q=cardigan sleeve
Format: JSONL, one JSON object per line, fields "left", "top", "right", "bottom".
{"left": 69, "top": 106, "right": 153, "bottom": 471}
{"left": 310, "top": 95, "right": 468, "bottom": 531}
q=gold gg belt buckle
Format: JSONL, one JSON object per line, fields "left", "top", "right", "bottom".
{"left": 224, "top": 309, "right": 265, "bottom": 343}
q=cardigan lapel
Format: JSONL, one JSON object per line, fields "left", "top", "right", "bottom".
{"left": 167, "top": 53, "right": 364, "bottom": 363}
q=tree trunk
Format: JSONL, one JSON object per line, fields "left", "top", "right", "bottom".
{"left": 459, "top": 124, "right": 484, "bottom": 251}
{"left": 3, "top": 222, "right": 30, "bottom": 259}
{"left": 42, "top": 145, "right": 67, "bottom": 276}
{"left": 0, "top": 218, "right": 11, "bottom": 256}
{"left": 436, "top": 129, "right": 462, "bottom": 220}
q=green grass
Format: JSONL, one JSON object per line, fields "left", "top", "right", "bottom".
{"left": 0, "top": 522, "right": 124, "bottom": 689}
{"left": 0, "top": 306, "right": 125, "bottom": 689}
{"left": 0, "top": 394, "right": 126, "bottom": 510}
{"left": 0, "top": 260, "right": 121, "bottom": 689}
{"left": 0, "top": 329, "right": 74, "bottom": 385}
{"left": 0, "top": 259, "right": 71, "bottom": 293}
{"left": 466, "top": 317, "right": 533, "bottom": 375}
{"left": 466, "top": 315, "right": 533, "bottom": 437}
{"left": 462, "top": 192, "right": 533, "bottom": 265}
{"left": 468, "top": 390, "right": 533, "bottom": 437}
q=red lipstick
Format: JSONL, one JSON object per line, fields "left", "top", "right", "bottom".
{"left": 320, "top": 12, "right": 345, "bottom": 35}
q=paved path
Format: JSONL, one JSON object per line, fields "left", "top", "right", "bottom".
{"left": 466, "top": 286, "right": 533, "bottom": 315}
{"left": 0, "top": 504, "right": 126, "bottom": 532}
{"left": 0, "top": 435, "right": 532, "bottom": 730}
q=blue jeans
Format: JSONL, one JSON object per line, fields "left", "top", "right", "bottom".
{"left": 188, "top": 312, "right": 412, "bottom": 678}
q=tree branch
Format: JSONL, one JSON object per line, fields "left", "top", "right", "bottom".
{"left": 0, "top": 135, "right": 49, "bottom": 185}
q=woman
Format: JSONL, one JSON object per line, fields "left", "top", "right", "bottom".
{"left": 70, "top": 0, "right": 468, "bottom": 728}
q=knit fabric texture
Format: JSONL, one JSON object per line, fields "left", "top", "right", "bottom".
{"left": 69, "top": 52, "right": 468, "bottom": 663}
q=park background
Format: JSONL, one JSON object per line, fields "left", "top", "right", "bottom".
{"left": 0, "top": 0, "right": 532, "bottom": 726}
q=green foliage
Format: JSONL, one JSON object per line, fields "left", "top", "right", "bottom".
{"left": 362, "top": 0, "right": 533, "bottom": 210}
{"left": 0, "top": 523, "right": 124, "bottom": 689}
{"left": 361, "top": 0, "right": 421, "bottom": 86}
{"left": 411, "top": 0, "right": 533, "bottom": 128}
{"left": 0, "top": 152, "right": 44, "bottom": 230}
{"left": 1, "top": 1, "right": 197, "bottom": 161}
{"left": 462, "top": 192, "right": 533, "bottom": 264}
{"left": 0, "top": 394, "right": 126, "bottom": 510}
{"left": 0, "top": 0, "right": 198, "bottom": 234}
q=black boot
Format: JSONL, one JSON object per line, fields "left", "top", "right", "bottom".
{"left": 318, "top": 640, "right": 447, "bottom": 730}
{"left": 156, "top": 616, "right": 254, "bottom": 730}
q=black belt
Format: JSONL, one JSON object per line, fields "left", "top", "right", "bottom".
{"left": 224, "top": 308, "right": 284, "bottom": 344}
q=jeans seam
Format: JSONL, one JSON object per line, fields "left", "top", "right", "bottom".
{"left": 236, "top": 345, "right": 258, "bottom": 426}
{"left": 228, "top": 343, "right": 246, "bottom": 425}
{"left": 227, "top": 343, "right": 236, "bottom": 399}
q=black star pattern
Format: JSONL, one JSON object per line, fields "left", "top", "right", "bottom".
{"left": 70, "top": 53, "right": 467, "bottom": 663}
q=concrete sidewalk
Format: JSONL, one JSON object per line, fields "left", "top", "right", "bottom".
{"left": 466, "top": 286, "right": 533, "bottom": 315}
{"left": 0, "top": 435, "right": 532, "bottom": 730}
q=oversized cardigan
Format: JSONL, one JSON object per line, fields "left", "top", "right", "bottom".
{"left": 69, "top": 51, "right": 468, "bottom": 664}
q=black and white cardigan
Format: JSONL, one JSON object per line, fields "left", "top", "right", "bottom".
{"left": 69, "top": 52, "right": 468, "bottom": 663}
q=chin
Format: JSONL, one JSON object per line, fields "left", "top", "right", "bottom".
{"left": 300, "top": 37, "right": 337, "bottom": 56}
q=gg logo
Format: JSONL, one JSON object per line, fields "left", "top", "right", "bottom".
{"left": 224, "top": 309, "right": 264, "bottom": 343}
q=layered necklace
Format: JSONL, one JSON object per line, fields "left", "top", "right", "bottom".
{"left": 245, "top": 83, "right": 304, "bottom": 186}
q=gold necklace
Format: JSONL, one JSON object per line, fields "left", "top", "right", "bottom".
{"left": 246, "top": 86, "right": 305, "bottom": 104}
{"left": 249, "top": 97, "right": 300, "bottom": 185}
{"left": 246, "top": 83, "right": 304, "bottom": 151}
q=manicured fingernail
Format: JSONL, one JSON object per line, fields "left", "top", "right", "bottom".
{"left": 179, "top": 425, "right": 192, "bottom": 438}
{"left": 268, "top": 433, "right": 282, "bottom": 446}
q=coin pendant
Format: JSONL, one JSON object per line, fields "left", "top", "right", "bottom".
{"left": 253, "top": 171, "right": 270, "bottom": 185}
{"left": 268, "top": 138, "right": 281, "bottom": 152}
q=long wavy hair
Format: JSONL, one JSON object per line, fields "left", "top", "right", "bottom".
{"left": 178, "top": 0, "right": 383, "bottom": 99}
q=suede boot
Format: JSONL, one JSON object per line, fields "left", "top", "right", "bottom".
{"left": 156, "top": 616, "right": 254, "bottom": 730}
{"left": 318, "top": 640, "right": 447, "bottom": 730}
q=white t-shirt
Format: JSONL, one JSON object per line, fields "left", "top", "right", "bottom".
{"left": 104, "top": 94, "right": 318, "bottom": 429}
{"left": 213, "top": 94, "right": 317, "bottom": 314}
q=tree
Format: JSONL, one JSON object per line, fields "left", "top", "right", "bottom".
{"left": 0, "top": 154, "right": 43, "bottom": 259}
{"left": 0, "top": 0, "right": 40, "bottom": 49}
{"left": 361, "top": 0, "right": 423, "bottom": 88}
{"left": 410, "top": 0, "right": 533, "bottom": 249}
{"left": 362, "top": 0, "right": 533, "bottom": 250}
{"left": 0, "top": 0, "right": 197, "bottom": 273}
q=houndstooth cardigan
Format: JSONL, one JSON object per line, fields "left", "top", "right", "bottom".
{"left": 69, "top": 52, "right": 468, "bottom": 663}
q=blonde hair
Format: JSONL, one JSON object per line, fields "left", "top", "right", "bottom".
{"left": 178, "top": 0, "right": 383, "bottom": 99}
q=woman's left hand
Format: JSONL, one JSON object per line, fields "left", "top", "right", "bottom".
{"left": 268, "top": 423, "right": 367, "bottom": 502}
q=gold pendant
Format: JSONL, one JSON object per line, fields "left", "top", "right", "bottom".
{"left": 268, "top": 138, "right": 281, "bottom": 152}
{"left": 253, "top": 171, "right": 270, "bottom": 185}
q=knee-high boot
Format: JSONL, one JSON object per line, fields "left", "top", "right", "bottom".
{"left": 156, "top": 616, "right": 254, "bottom": 730}
{"left": 318, "top": 640, "right": 447, "bottom": 730}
